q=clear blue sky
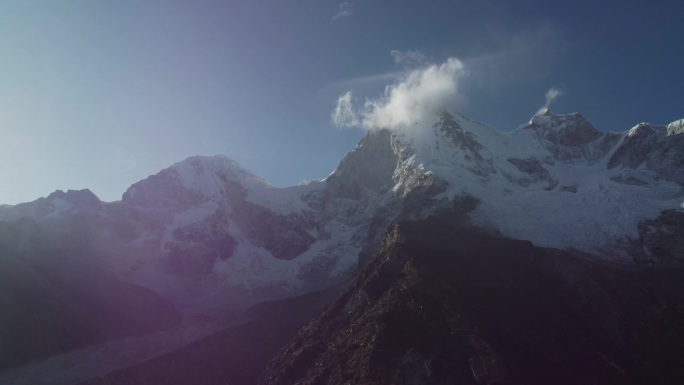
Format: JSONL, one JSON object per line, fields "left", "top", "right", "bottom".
{"left": 1, "top": 0, "right": 682, "bottom": 204}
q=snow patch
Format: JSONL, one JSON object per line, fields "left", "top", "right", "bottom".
{"left": 393, "top": 111, "right": 684, "bottom": 258}
{"left": 667, "top": 119, "right": 684, "bottom": 136}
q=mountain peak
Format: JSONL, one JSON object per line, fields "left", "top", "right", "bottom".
{"left": 522, "top": 110, "right": 602, "bottom": 146}
{"left": 46, "top": 189, "right": 100, "bottom": 204}
{"left": 667, "top": 118, "right": 684, "bottom": 136}
{"left": 169, "top": 155, "right": 269, "bottom": 190}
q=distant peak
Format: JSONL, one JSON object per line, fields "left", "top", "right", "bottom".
{"left": 528, "top": 110, "right": 587, "bottom": 128}
{"left": 47, "top": 189, "right": 100, "bottom": 204}
{"left": 433, "top": 111, "right": 464, "bottom": 135}
{"left": 521, "top": 111, "right": 601, "bottom": 146}
{"left": 537, "top": 107, "right": 552, "bottom": 116}
{"left": 667, "top": 119, "right": 684, "bottom": 136}
{"left": 169, "top": 154, "right": 270, "bottom": 190}
{"left": 627, "top": 122, "right": 658, "bottom": 138}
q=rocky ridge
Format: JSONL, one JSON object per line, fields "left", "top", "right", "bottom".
{"left": 260, "top": 215, "right": 684, "bottom": 385}
{"left": 1, "top": 110, "right": 682, "bottom": 303}
{"left": 0, "top": 109, "right": 683, "bottom": 379}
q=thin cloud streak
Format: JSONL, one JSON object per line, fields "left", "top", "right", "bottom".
{"left": 326, "top": 70, "right": 405, "bottom": 92}
{"left": 332, "top": 2, "right": 353, "bottom": 21}
{"left": 459, "top": 24, "right": 567, "bottom": 90}
{"left": 390, "top": 50, "right": 427, "bottom": 67}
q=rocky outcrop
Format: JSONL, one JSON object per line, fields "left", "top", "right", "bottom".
{"left": 635, "top": 209, "right": 684, "bottom": 263}
{"left": 1, "top": 109, "right": 684, "bottom": 383}
{"left": 0, "top": 189, "right": 102, "bottom": 223}
{"left": 434, "top": 112, "right": 496, "bottom": 177}
{"left": 325, "top": 129, "right": 398, "bottom": 199}
{"left": 518, "top": 110, "right": 621, "bottom": 162}
{"left": 260, "top": 216, "right": 684, "bottom": 385}
{"left": 506, "top": 157, "right": 557, "bottom": 188}
{"left": 533, "top": 111, "right": 602, "bottom": 146}
{"left": 435, "top": 111, "right": 482, "bottom": 152}
{"left": 608, "top": 122, "right": 684, "bottom": 185}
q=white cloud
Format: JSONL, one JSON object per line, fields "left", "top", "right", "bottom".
{"left": 545, "top": 87, "right": 563, "bottom": 106}
{"left": 332, "top": 2, "right": 353, "bottom": 21}
{"left": 332, "top": 58, "right": 466, "bottom": 131}
{"left": 331, "top": 91, "right": 360, "bottom": 127}
{"left": 536, "top": 86, "right": 564, "bottom": 115}
{"left": 390, "top": 50, "right": 427, "bottom": 67}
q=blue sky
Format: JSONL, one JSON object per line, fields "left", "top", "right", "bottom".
{"left": 0, "top": 0, "right": 682, "bottom": 204}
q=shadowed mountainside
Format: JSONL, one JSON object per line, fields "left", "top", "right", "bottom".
{"left": 77, "top": 285, "right": 343, "bottom": 385}
{"left": 260, "top": 215, "right": 684, "bottom": 385}
{"left": 0, "top": 218, "right": 181, "bottom": 372}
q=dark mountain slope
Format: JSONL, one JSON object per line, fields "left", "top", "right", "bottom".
{"left": 260, "top": 216, "right": 684, "bottom": 385}
{"left": 0, "top": 218, "right": 181, "bottom": 371}
{"left": 78, "top": 285, "right": 343, "bottom": 385}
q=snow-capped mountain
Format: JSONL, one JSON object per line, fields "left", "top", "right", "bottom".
{"left": 1, "top": 109, "right": 683, "bottom": 381}
{"left": 389, "top": 110, "right": 683, "bottom": 259}
{"left": 1, "top": 110, "right": 683, "bottom": 310}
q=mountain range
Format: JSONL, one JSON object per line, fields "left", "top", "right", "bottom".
{"left": 0, "top": 110, "right": 683, "bottom": 384}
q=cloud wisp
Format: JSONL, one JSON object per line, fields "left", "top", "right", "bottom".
{"left": 331, "top": 91, "right": 359, "bottom": 128}
{"left": 332, "top": 57, "right": 466, "bottom": 132}
{"left": 459, "top": 24, "right": 566, "bottom": 94}
{"left": 536, "top": 86, "right": 564, "bottom": 115}
{"left": 332, "top": 2, "right": 353, "bottom": 21}
{"left": 390, "top": 50, "right": 427, "bottom": 67}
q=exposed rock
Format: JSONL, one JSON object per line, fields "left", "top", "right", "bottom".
{"left": 536, "top": 112, "right": 602, "bottom": 146}
{"left": 326, "top": 129, "right": 398, "bottom": 199}
{"left": 162, "top": 242, "right": 219, "bottom": 277}
{"left": 506, "top": 157, "right": 557, "bottom": 188}
{"left": 434, "top": 111, "right": 482, "bottom": 151}
{"left": 610, "top": 175, "right": 649, "bottom": 185}
{"left": 260, "top": 216, "right": 684, "bottom": 385}
{"left": 635, "top": 209, "right": 684, "bottom": 263}
{"left": 608, "top": 123, "right": 684, "bottom": 185}
{"left": 519, "top": 111, "right": 621, "bottom": 162}
{"left": 231, "top": 200, "right": 316, "bottom": 261}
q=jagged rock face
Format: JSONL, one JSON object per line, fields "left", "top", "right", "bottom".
{"left": 517, "top": 111, "right": 621, "bottom": 162}
{"left": 608, "top": 123, "right": 684, "bottom": 185}
{"left": 609, "top": 123, "right": 662, "bottom": 169}
{"left": 529, "top": 110, "right": 602, "bottom": 146}
{"left": 433, "top": 112, "right": 496, "bottom": 178}
{"left": 121, "top": 168, "right": 205, "bottom": 226}
{"left": 1, "top": 110, "right": 683, "bottom": 319}
{"left": 635, "top": 209, "right": 684, "bottom": 263}
{"left": 0, "top": 189, "right": 102, "bottom": 223}
{"left": 260, "top": 216, "right": 684, "bottom": 385}
{"left": 435, "top": 112, "right": 482, "bottom": 152}
{"left": 1, "top": 110, "right": 684, "bottom": 382}
{"left": 325, "top": 129, "right": 398, "bottom": 199}
{"left": 505, "top": 157, "right": 556, "bottom": 189}
{"left": 219, "top": 182, "right": 316, "bottom": 261}
{"left": 117, "top": 157, "right": 320, "bottom": 279}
